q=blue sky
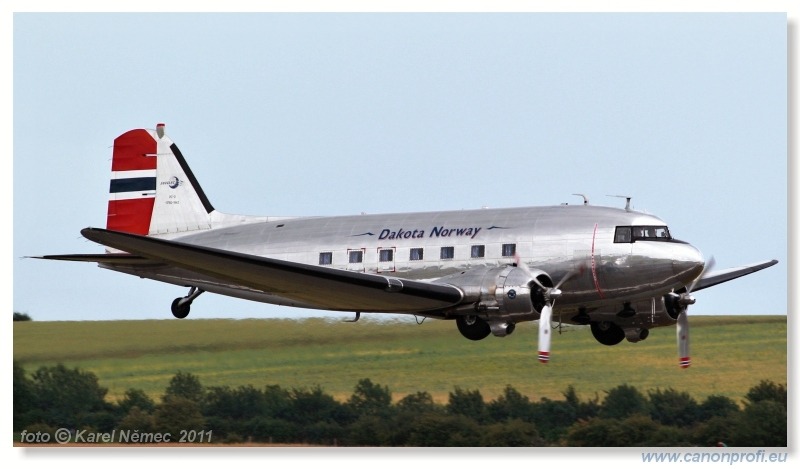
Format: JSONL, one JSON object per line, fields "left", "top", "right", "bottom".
{"left": 12, "top": 11, "right": 788, "bottom": 323}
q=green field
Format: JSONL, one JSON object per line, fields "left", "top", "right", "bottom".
{"left": 13, "top": 315, "right": 786, "bottom": 404}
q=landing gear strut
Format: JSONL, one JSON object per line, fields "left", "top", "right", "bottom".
{"left": 171, "top": 287, "right": 204, "bottom": 319}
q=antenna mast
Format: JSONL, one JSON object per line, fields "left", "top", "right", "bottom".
{"left": 607, "top": 195, "right": 632, "bottom": 211}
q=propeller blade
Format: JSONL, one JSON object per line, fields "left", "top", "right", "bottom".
{"left": 675, "top": 256, "right": 712, "bottom": 369}
{"left": 538, "top": 304, "right": 553, "bottom": 364}
{"left": 515, "top": 254, "right": 548, "bottom": 291}
{"left": 553, "top": 260, "right": 590, "bottom": 290}
{"left": 677, "top": 311, "right": 690, "bottom": 368}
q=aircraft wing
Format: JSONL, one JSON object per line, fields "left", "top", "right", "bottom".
{"left": 79, "top": 227, "right": 465, "bottom": 313}
{"left": 678, "top": 259, "right": 779, "bottom": 293}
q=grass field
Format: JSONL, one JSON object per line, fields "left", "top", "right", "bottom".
{"left": 13, "top": 315, "right": 787, "bottom": 405}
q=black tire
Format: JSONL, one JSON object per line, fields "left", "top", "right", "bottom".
{"left": 171, "top": 298, "right": 190, "bottom": 319}
{"left": 456, "top": 315, "right": 491, "bottom": 341}
{"left": 590, "top": 321, "right": 625, "bottom": 346}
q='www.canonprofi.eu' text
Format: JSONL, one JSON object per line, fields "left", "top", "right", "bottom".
{"left": 642, "top": 450, "right": 787, "bottom": 464}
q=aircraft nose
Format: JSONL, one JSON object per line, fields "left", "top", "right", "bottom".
{"left": 672, "top": 244, "right": 705, "bottom": 286}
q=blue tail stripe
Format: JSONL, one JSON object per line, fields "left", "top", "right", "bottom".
{"left": 110, "top": 177, "right": 157, "bottom": 193}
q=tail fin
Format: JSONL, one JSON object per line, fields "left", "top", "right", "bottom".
{"left": 107, "top": 124, "right": 215, "bottom": 236}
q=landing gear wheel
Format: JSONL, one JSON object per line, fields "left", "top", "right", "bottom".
{"left": 171, "top": 298, "right": 191, "bottom": 319}
{"left": 590, "top": 321, "right": 625, "bottom": 346}
{"left": 170, "top": 287, "right": 204, "bottom": 319}
{"left": 456, "top": 315, "right": 491, "bottom": 341}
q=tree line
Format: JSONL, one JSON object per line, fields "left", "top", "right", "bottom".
{"left": 13, "top": 362, "right": 786, "bottom": 446}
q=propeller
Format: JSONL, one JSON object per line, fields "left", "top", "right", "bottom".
{"left": 515, "top": 254, "right": 585, "bottom": 364}
{"left": 671, "top": 256, "right": 715, "bottom": 369}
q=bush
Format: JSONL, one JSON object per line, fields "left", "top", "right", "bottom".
{"left": 446, "top": 387, "right": 488, "bottom": 424}
{"left": 118, "top": 388, "right": 156, "bottom": 415}
{"left": 487, "top": 385, "right": 532, "bottom": 422}
{"left": 154, "top": 395, "right": 205, "bottom": 437}
{"left": 347, "top": 378, "right": 392, "bottom": 418}
{"left": 164, "top": 371, "right": 204, "bottom": 402}
{"left": 13, "top": 362, "right": 35, "bottom": 430}
{"left": 484, "top": 419, "right": 544, "bottom": 446}
{"left": 27, "top": 363, "right": 109, "bottom": 429}
{"left": 745, "top": 380, "right": 787, "bottom": 408}
{"left": 288, "top": 385, "right": 351, "bottom": 426}
{"left": 13, "top": 312, "right": 32, "bottom": 321}
{"left": 245, "top": 417, "right": 299, "bottom": 443}
{"left": 697, "top": 394, "right": 740, "bottom": 421}
{"left": 730, "top": 400, "right": 787, "bottom": 447}
{"left": 648, "top": 387, "right": 700, "bottom": 427}
{"left": 599, "top": 384, "right": 650, "bottom": 420}
{"left": 406, "top": 413, "right": 481, "bottom": 446}
{"left": 117, "top": 406, "right": 156, "bottom": 433}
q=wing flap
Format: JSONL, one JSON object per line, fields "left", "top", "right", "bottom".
{"left": 79, "top": 228, "right": 464, "bottom": 313}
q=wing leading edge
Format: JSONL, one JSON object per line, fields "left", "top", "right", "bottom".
{"left": 79, "top": 227, "right": 464, "bottom": 313}
{"left": 678, "top": 259, "right": 779, "bottom": 294}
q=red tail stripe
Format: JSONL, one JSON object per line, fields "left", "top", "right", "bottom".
{"left": 112, "top": 129, "right": 157, "bottom": 171}
{"left": 107, "top": 199, "right": 155, "bottom": 235}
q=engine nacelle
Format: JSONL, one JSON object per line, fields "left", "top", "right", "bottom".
{"left": 438, "top": 265, "right": 551, "bottom": 319}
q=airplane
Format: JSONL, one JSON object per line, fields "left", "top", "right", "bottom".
{"left": 37, "top": 123, "right": 778, "bottom": 368}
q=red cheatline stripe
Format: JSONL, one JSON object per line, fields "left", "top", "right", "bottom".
{"left": 112, "top": 129, "right": 157, "bottom": 171}
{"left": 591, "top": 223, "right": 605, "bottom": 299}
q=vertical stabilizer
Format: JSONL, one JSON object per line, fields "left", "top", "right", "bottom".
{"left": 107, "top": 124, "right": 214, "bottom": 236}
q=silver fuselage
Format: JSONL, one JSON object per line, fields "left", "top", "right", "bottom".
{"left": 109, "top": 204, "right": 704, "bottom": 327}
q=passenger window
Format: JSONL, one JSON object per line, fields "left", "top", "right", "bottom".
{"left": 379, "top": 249, "right": 394, "bottom": 262}
{"left": 440, "top": 246, "right": 454, "bottom": 260}
{"left": 410, "top": 248, "right": 424, "bottom": 261}
{"left": 348, "top": 250, "right": 363, "bottom": 263}
{"left": 502, "top": 243, "right": 516, "bottom": 257}
{"left": 319, "top": 252, "right": 333, "bottom": 265}
{"left": 471, "top": 245, "right": 485, "bottom": 258}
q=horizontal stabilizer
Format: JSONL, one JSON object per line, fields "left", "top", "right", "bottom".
{"left": 31, "top": 253, "right": 159, "bottom": 266}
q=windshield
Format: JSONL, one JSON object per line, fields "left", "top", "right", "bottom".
{"left": 614, "top": 225, "right": 672, "bottom": 243}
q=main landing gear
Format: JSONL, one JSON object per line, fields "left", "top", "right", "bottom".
{"left": 171, "top": 286, "right": 204, "bottom": 319}
{"left": 590, "top": 320, "right": 625, "bottom": 346}
{"left": 456, "top": 315, "right": 491, "bottom": 341}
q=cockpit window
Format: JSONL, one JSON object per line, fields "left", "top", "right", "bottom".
{"left": 614, "top": 226, "right": 632, "bottom": 243}
{"left": 614, "top": 225, "right": 671, "bottom": 243}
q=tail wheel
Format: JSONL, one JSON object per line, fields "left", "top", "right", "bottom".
{"left": 590, "top": 321, "right": 625, "bottom": 346}
{"left": 171, "top": 298, "right": 191, "bottom": 319}
{"left": 456, "top": 315, "right": 491, "bottom": 341}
